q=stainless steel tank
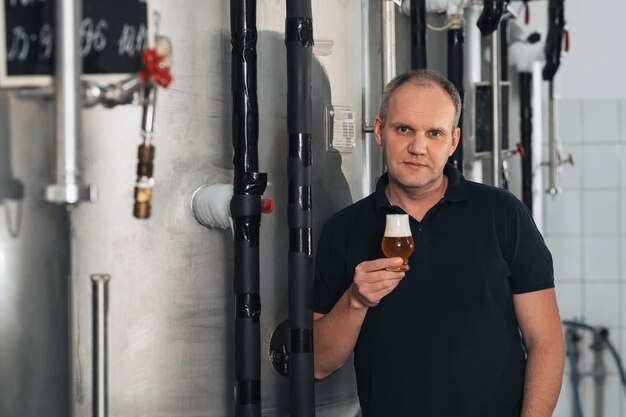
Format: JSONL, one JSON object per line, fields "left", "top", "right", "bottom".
{"left": 0, "top": 92, "right": 70, "bottom": 417}
{"left": 66, "top": 1, "right": 366, "bottom": 416}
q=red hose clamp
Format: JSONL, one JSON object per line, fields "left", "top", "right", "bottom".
{"left": 139, "top": 48, "right": 173, "bottom": 88}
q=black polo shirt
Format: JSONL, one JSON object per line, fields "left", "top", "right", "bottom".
{"left": 314, "top": 164, "right": 554, "bottom": 417}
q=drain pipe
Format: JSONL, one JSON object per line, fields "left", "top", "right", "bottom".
{"left": 285, "top": 1, "right": 315, "bottom": 416}
{"left": 91, "top": 275, "right": 110, "bottom": 417}
{"left": 543, "top": 0, "right": 565, "bottom": 195}
{"left": 410, "top": 0, "right": 427, "bottom": 69}
{"left": 230, "top": 1, "right": 267, "bottom": 416}
{"left": 45, "top": 0, "right": 93, "bottom": 204}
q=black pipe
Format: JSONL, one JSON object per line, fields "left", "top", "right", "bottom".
{"left": 230, "top": 1, "right": 267, "bottom": 416}
{"left": 286, "top": 1, "right": 315, "bottom": 416}
{"left": 477, "top": 0, "right": 506, "bottom": 36}
{"left": 410, "top": 0, "right": 427, "bottom": 69}
{"left": 519, "top": 72, "right": 533, "bottom": 213}
{"left": 542, "top": 0, "right": 565, "bottom": 81}
{"left": 447, "top": 28, "right": 464, "bottom": 172}
{"left": 500, "top": 20, "right": 509, "bottom": 81}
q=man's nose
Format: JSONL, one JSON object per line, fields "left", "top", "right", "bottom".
{"left": 407, "top": 133, "right": 427, "bottom": 155}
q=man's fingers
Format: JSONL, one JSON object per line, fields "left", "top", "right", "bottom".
{"left": 369, "top": 280, "right": 401, "bottom": 297}
{"left": 355, "top": 270, "right": 405, "bottom": 284}
{"left": 353, "top": 279, "right": 402, "bottom": 307}
{"left": 356, "top": 257, "right": 404, "bottom": 273}
{"left": 359, "top": 278, "right": 403, "bottom": 294}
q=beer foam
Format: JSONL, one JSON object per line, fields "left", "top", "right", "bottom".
{"left": 384, "top": 214, "right": 411, "bottom": 237}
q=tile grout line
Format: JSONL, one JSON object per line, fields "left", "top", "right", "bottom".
{"left": 617, "top": 97, "right": 624, "bottom": 417}
{"left": 579, "top": 99, "right": 586, "bottom": 325}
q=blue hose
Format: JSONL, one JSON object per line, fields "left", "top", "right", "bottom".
{"left": 564, "top": 331, "right": 585, "bottom": 417}
{"left": 563, "top": 320, "right": 626, "bottom": 400}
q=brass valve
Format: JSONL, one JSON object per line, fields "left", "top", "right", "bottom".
{"left": 133, "top": 143, "right": 155, "bottom": 219}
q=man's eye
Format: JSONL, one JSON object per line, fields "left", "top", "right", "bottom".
{"left": 397, "top": 126, "right": 411, "bottom": 134}
{"left": 428, "top": 130, "right": 443, "bottom": 137}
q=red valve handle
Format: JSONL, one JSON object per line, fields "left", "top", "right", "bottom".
{"left": 516, "top": 143, "right": 526, "bottom": 158}
{"left": 261, "top": 198, "right": 274, "bottom": 214}
{"left": 564, "top": 29, "right": 570, "bottom": 52}
{"left": 139, "top": 49, "right": 173, "bottom": 88}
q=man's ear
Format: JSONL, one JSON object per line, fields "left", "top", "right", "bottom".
{"left": 450, "top": 127, "right": 461, "bottom": 155}
{"left": 374, "top": 117, "right": 384, "bottom": 146}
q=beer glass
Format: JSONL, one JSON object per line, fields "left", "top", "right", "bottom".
{"left": 381, "top": 214, "right": 415, "bottom": 271}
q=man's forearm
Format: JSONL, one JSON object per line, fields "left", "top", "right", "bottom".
{"left": 520, "top": 343, "right": 566, "bottom": 417}
{"left": 313, "top": 287, "right": 368, "bottom": 379}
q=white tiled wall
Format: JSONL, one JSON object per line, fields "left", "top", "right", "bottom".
{"left": 545, "top": 97, "right": 626, "bottom": 417}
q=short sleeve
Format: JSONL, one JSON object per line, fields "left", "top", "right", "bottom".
{"left": 314, "top": 220, "right": 352, "bottom": 314}
{"left": 502, "top": 203, "right": 555, "bottom": 294}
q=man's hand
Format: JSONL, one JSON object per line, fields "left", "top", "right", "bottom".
{"left": 313, "top": 257, "right": 406, "bottom": 379}
{"left": 350, "top": 257, "right": 406, "bottom": 308}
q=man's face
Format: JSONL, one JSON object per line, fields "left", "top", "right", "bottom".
{"left": 374, "top": 82, "right": 460, "bottom": 193}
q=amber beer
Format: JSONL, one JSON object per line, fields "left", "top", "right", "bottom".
{"left": 381, "top": 214, "right": 415, "bottom": 271}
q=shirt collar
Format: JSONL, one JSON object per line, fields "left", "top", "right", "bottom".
{"left": 374, "top": 163, "right": 468, "bottom": 213}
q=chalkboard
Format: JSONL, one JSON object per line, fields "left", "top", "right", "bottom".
{"left": 474, "top": 82, "right": 512, "bottom": 154}
{"left": 0, "top": 0, "right": 152, "bottom": 87}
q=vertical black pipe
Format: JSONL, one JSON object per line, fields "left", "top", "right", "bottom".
{"left": 230, "top": 1, "right": 267, "bottom": 416}
{"left": 519, "top": 71, "right": 533, "bottom": 213}
{"left": 542, "top": 0, "right": 565, "bottom": 81}
{"left": 500, "top": 20, "right": 509, "bottom": 82}
{"left": 447, "top": 28, "right": 464, "bottom": 172}
{"left": 286, "top": 1, "right": 315, "bottom": 416}
{"left": 410, "top": 0, "right": 427, "bottom": 69}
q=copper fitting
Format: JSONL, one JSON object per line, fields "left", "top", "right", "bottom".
{"left": 133, "top": 144, "right": 155, "bottom": 219}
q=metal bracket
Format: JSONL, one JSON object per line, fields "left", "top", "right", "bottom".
{"left": 269, "top": 320, "right": 291, "bottom": 377}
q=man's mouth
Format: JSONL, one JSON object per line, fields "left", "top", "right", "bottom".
{"left": 403, "top": 161, "right": 428, "bottom": 168}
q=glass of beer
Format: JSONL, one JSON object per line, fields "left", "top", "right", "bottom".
{"left": 381, "top": 214, "right": 415, "bottom": 271}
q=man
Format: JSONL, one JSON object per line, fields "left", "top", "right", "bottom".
{"left": 313, "top": 69, "right": 565, "bottom": 417}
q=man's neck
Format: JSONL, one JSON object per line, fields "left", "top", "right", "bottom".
{"left": 386, "top": 176, "right": 448, "bottom": 222}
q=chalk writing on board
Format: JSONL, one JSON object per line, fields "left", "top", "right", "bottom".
{"left": 2, "top": 0, "right": 151, "bottom": 86}
{"left": 117, "top": 24, "right": 148, "bottom": 57}
{"left": 7, "top": 24, "right": 52, "bottom": 62}
{"left": 7, "top": 21, "right": 148, "bottom": 63}
{"left": 8, "top": 0, "right": 46, "bottom": 7}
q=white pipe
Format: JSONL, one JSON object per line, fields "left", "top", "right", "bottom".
{"left": 382, "top": 0, "right": 396, "bottom": 87}
{"left": 91, "top": 274, "right": 110, "bottom": 417}
{"left": 58, "top": 0, "right": 79, "bottom": 187}
{"left": 45, "top": 0, "right": 93, "bottom": 204}
{"left": 361, "top": 0, "right": 373, "bottom": 196}
{"left": 381, "top": 0, "right": 396, "bottom": 174}
{"left": 491, "top": 30, "right": 501, "bottom": 188}
{"left": 191, "top": 184, "right": 233, "bottom": 230}
{"left": 463, "top": 4, "right": 483, "bottom": 183}
{"left": 546, "top": 81, "right": 559, "bottom": 195}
